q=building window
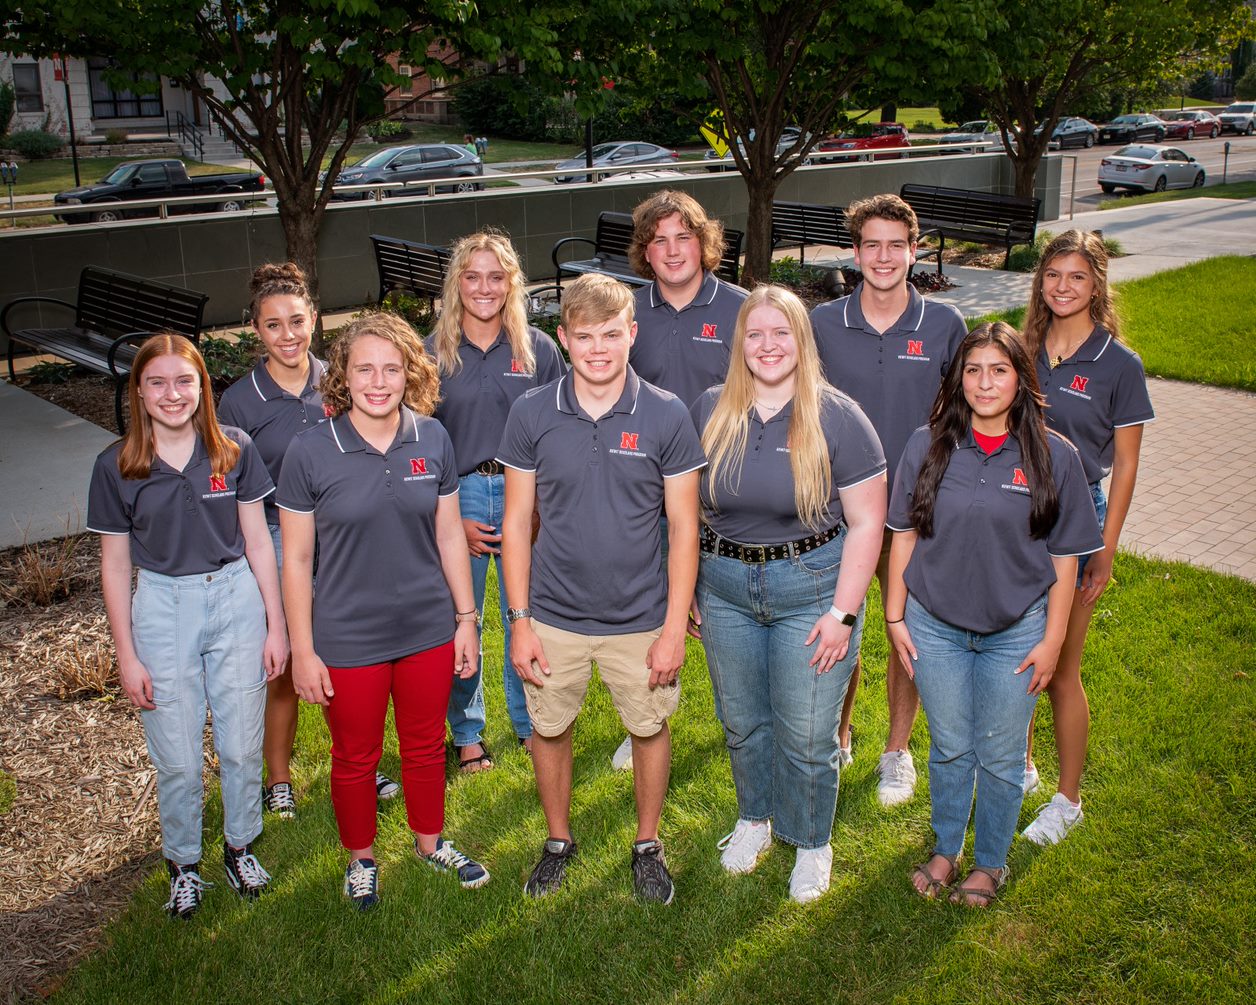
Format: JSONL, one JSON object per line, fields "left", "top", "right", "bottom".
{"left": 88, "top": 59, "right": 163, "bottom": 119}
{"left": 13, "top": 63, "right": 42, "bottom": 113}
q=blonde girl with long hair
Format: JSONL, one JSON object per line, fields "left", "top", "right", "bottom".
{"left": 688, "top": 285, "right": 887, "bottom": 903}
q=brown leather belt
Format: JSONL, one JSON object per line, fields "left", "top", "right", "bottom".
{"left": 699, "top": 523, "right": 842, "bottom": 564}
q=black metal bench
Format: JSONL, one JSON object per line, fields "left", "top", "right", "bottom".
{"left": 551, "top": 211, "right": 743, "bottom": 292}
{"left": 370, "top": 234, "right": 452, "bottom": 306}
{"left": 899, "top": 184, "right": 1041, "bottom": 269}
{"left": 770, "top": 200, "right": 943, "bottom": 276}
{"left": 2, "top": 266, "right": 209, "bottom": 432}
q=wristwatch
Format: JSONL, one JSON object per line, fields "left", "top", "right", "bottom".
{"left": 828, "top": 606, "right": 857, "bottom": 626}
{"left": 506, "top": 607, "right": 533, "bottom": 624}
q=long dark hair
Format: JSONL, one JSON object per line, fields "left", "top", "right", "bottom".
{"left": 909, "top": 322, "right": 1059, "bottom": 539}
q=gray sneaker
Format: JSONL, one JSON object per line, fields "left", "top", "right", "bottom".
{"left": 631, "top": 839, "right": 675, "bottom": 905}
{"left": 524, "top": 837, "right": 578, "bottom": 897}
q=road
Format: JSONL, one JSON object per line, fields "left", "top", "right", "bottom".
{"left": 1054, "top": 134, "right": 1256, "bottom": 212}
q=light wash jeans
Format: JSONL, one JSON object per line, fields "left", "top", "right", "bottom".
{"left": 907, "top": 592, "right": 1046, "bottom": 870}
{"left": 131, "top": 556, "right": 268, "bottom": 865}
{"left": 695, "top": 530, "right": 860, "bottom": 849}
{"left": 449, "top": 472, "right": 531, "bottom": 743}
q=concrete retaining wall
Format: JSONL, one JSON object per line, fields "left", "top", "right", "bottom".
{"left": 1, "top": 153, "right": 1061, "bottom": 333}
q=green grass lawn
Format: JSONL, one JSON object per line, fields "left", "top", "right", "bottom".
{"left": 849, "top": 107, "right": 951, "bottom": 132}
{"left": 10, "top": 157, "right": 245, "bottom": 196}
{"left": 972, "top": 257, "right": 1256, "bottom": 392}
{"left": 49, "top": 554, "right": 1256, "bottom": 1004}
{"left": 1098, "top": 180, "right": 1256, "bottom": 210}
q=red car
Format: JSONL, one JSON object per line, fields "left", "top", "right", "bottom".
{"left": 1159, "top": 109, "right": 1221, "bottom": 140}
{"left": 815, "top": 123, "right": 910, "bottom": 161}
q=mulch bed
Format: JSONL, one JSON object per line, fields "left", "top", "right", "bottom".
{"left": 12, "top": 373, "right": 119, "bottom": 435}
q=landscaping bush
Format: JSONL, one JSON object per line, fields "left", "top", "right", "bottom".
{"left": 367, "top": 118, "right": 410, "bottom": 141}
{"left": 200, "top": 331, "right": 262, "bottom": 392}
{"left": 1236, "top": 63, "right": 1256, "bottom": 101}
{"left": 104, "top": 127, "right": 127, "bottom": 145}
{"left": 453, "top": 74, "right": 556, "bottom": 143}
{"left": 0, "top": 81, "right": 14, "bottom": 138}
{"left": 7, "top": 128, "right": 65, "bottom": 159}
{"left": 1006, "top": 229, "right": 1124, "bottom": 273}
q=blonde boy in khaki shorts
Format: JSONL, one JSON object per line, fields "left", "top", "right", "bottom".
{"left": 497, "top": 274, "right": 705, "bottom": 904}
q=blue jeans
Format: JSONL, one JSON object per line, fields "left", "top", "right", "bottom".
{"left": 449, "top": 472, "right": 531, "bottom": 743}
{"left": 907, "top": 592, "right": 1045, "bottom": 870}
{"left": 131, "top": 556, "right": 268, "bottom": 865}
{"left": 1075, "top": 482, "right": 1107, "bottom": 586}
{"left": 695, "top": 530, "right": 861, "bottom": 849}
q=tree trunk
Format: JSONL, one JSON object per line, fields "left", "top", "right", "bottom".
{"left": 275, "top": 190, "right": 326, "bottom": 350}
{"left": 881, "top": 103, "right": 898, "bottom": 124}
{"left": 740, "top": 174, "right": 781, "bottom": 287}
{"left": 1012, "top": 154, "right": 1040, "bottom": 200}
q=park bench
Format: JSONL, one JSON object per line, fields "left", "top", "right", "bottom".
{"left": 771, "top": 200, "right": 943, "bottom": 276}
{"left": 2, "top": 266, "right": 209, "bottom": 433}
{"left": 551, "top": 211, "right": 743, "bottom": 293}
{"left": 899, "top": 184, "right": 1041, "bottom": 269}
{"left": 370, "top": 233, "right": 452, "bottom": 307}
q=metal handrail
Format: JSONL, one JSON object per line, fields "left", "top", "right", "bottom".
{"left": 165, "top": 111, "right": 205, "bottom": 162}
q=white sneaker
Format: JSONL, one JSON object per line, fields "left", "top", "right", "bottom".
{"left": 789, "top": 844, "right": 832, "bottom": 904}
{"left": 611, "top": 735, "right": 634, "bottom": 771}
{"left": 1022, "top": 792, "right": 1083, "bottom": 846}
{"left": 876, "top": 750, "right": 917, "bottom": 807}
{"left": 716, "top": 819, "right": 772, "bottom": 874}
{"left": 1022, "top": 762, "right": 1041, "bottom": 796}
{"left": 838, "top": 745, "right": 853, "bottom": 768}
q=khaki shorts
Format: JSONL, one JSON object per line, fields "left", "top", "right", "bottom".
{"left": 525, "top": 621, "right": 680, "bottom": 738}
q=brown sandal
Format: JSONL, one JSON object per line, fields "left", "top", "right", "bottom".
{"left": 910, "top": 852, "right": 961, "bottom": 900}
{"left": 949, "top": 865, "right": 1009, "bottom": 908}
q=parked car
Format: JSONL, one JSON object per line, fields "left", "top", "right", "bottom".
{"left": 555, "top": 141, "right": 678, "bottom": 183}
{"left": 53, "top": 159, "right": 267, "bottom": 223}
{"left": 1097, "top": 114, "right": 1167, "bottom": 145}
{"left": 1159, "top": 109, "right": 1221, "bottom": 140}
{"left": 1098, "top": 145, "right": 1205, "bottom": 194}
{"left": 330, "top": 143, "right": 483, "bottom": 199}
{"left": 1217, "top": 102, "right": 1256, "bottom": 135}
{"left": 813, "top": 123, "right": 910, "bottom": 161}
{"left": 702, "top": 127, "right": 811, "bottom": 171}
{"left": 938, "top": 120, "right": 1001, "bottom": 151}
{"left": 1040, "top": 116, "right": 1099, "bottom": 150}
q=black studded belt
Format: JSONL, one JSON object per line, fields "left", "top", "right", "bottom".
{"left": 699, "top": 523, "right": 842, "bottom": 564}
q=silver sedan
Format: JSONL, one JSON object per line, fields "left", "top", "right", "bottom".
{"left": 1097, "top": 145, "right": 1206, "bottom": 194}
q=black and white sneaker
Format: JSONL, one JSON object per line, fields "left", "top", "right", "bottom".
{"left": 263, "top": 782, "right": 296, "bottom": 819}
{"left": 375, "top": 772, "right": 401, "bottom": 801}
{"left": 223, "top": 842, "right": 271, "bottom": 900}
{"left": 165, "top": 861, "right": 210, "bottom": 920}
{"left": 343, "top": 857, "right": 380, "bottom": 911}
{"left": 631, "top": 839, "right": 675, "bottom": 905}
{"left": 524, "top": 837, "right": 578, "bottom": 898}
{"left": 420, "top": 836, "right": 490, "bottom": 889}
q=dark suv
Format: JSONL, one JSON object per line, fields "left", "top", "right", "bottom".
{"left": 331, "top": 143, "right": 483, "bottom": 199}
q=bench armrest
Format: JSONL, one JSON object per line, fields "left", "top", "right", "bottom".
{"left": 1, "top": 296, "right": 78, "bottom": 338}
{"left": 551, "top": 236, "right": 597, "bottom": 275}
{"left": 106, "top": 331, "right": 160, "bottom": 380}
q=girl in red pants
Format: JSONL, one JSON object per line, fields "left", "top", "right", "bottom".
{"left": 277, "top": 311, "right": 488, "bottom": 909}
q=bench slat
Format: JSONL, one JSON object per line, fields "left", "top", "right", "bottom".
{"left": 900, "top": 184, "right": 1040, "bottom": 267}
{"left": 371, "top": 234, "right": 451, "bottom": 304}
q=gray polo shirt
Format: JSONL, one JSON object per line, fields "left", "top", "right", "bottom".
{"left": 888, "top": 426, "right": 1104, "bottom": 634}
{"left": 497, "top": 368, "right": 707, "bottom": 635}
{"left": 87, "top": 427, "right": 274, "bottom": 576}
{"left": 276, "top": 408, "right": 459, "bottom": 668}
{"left": 425, "top": 326, "right": 567, "bottom": 475}
{"left": 217, "top": 353, "right": 329, "bottom": 523}
{"left": 811, "top": 283, "right": 966, "bottom": 495}
{"left": 630, "top": 271, "right": 748, "bottom": 407}
{"left": 1036, "top": 325, "right": 1155, "bottom": 484}
{"left": 691, "top": 387, "right": 885, "bottom": 544}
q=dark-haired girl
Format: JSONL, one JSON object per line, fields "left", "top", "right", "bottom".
{"left": 88, "top": 334, "right": 288, "bottom": 919}
{"left": 219, "top": 263, "right": 399, "bottom": 817}
{"left": 884, "top": 323, "right": 1102, "bottom": 907}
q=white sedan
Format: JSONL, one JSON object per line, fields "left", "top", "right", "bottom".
{"left": 1098, "top": 145, "right": 1205, "bottom": 194}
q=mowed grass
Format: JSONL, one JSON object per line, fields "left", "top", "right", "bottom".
{"left": 972, "top": 257, "right": 1256, "bottom": 392}
{"left": 1098, "top": 181, "right": 1256, "bottom": 210}
{"left": 11, "top": 157, "right": 246, "bottom": 196}
{"left": 51, "top": 554, "right": 1256, "bottom": 1004}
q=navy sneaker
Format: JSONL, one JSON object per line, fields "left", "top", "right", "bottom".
{"left": 343, "top": 857, "right": 380, "bottom": 911}
{"left": 420, "top": 836, "right": 490, "bottom": 889}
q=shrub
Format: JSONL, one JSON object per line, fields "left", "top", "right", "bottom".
{"left": 1006, "top": 230, "right": 1125, "bottom": 273}
{"left": 0, "top": 534, "right": 84, "bottom": 607}
{"left": 104, "top": 127, "right": 127, "bottom": 145}
{"left": 453, "top": 74, "right": 556, "bottom": 143}
{"left": 1236, "top": 64, "right": 1256, "bottom": 101}
{"left": 200, "top": 330, "right": 262, "bottom": 391}
{"left": 7, "top": 128, "right": 65, "bottom": 159}
{"left": 374, "top": 291, "right": 436, "bottom": 332}
{"left": 0, "top": 81, "right": 14, "bottom": 138}
{"left": 52, "top": 636, "right": 118, "bottom": 699}
{"left": 24, "top": 360, "right": 79, "bottom": 384}
{"left": 367, "top": 119, "right": 409, "bottom": 140}
{"left": 0, "top": 769, "right": 15, "bottom": 817}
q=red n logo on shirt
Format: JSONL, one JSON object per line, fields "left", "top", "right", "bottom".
{"left": 1070, "top": 375, "right": 1089, "bottom": 392}
{"left": 1012, "top": 468, "right": 1029, "bottom": 487}
{"left": 510, "top": 358, "right": 524, "bottom": 373}
{"left": 410, "top": 458, "right": 427, "bottom": 475}
{"left": 620, "top": 432, "right": 639, "bottom": 450}
{"left": 209, "top": 475, "right": 228, "bottom": 492}
{"left": 700, "top": 323, "right": 718, "bottom": 339}
{"left": 906, "top": 340, "right": 924, "bottom": 356}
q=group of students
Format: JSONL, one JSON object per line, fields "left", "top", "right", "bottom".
{"left": 86, "top": 188, "right": 1151, "bottom": 917}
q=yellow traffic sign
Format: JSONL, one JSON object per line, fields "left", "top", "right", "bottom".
{"left": 700, "top": 109, "right": 729, "bottom": 159}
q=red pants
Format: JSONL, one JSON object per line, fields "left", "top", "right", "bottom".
{"left": 324, "top": 644, "right": 454, "bottom": 850}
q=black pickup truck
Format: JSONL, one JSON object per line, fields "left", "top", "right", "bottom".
{"left": 53, "top": 159, "right": 268, "bottom": 223}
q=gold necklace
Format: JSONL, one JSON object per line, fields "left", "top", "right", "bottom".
{"left": 1049, "top": 332, "right": 1089, "bottom": 368}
